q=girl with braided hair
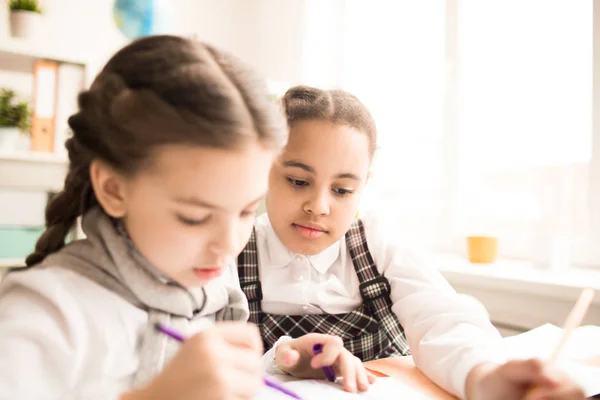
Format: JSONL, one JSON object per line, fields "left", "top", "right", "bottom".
{"left": 0, "top": 37, "right": 373, "bottom": 399}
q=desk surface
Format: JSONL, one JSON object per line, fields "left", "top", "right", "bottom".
{"left": 364, "top": 356, "right": 455, "bottom": 399}
{"left": 364, "top": 356, "right": 600, "bottom": 399}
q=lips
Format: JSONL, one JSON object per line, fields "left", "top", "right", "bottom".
{"left": 192, "top": 267, "right": 223, "bottom": 281}
{"left": 292, "top": 222, "right": 328, "bottom": 239}
{"left": 295, "top": 222, "right": 327, "bottom": 231}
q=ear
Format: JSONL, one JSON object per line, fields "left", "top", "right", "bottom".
{"left": 89, "top": 160, "right": 129, "bottom": 218}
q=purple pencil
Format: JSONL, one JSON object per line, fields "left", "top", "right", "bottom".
{"left": 155, "top": 323, "right": 303, "bottom": 400}
{"left": 264, "top": 378, "right": 303, "bottom": 399}
{"left": 312, "top": 343, "right": 337, "bottom": 383}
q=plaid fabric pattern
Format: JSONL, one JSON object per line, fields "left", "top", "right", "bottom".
{"left": 237, "top": 229, "right": 262, "bottom": 322}
{"left": 237, "top": 220, "right": 410, "bottom": 361}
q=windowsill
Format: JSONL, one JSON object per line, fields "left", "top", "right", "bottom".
{"left": 0, "top": 258, "right": 24, "bottom": 268}
{"left": 434, "top": 254, "right": 600, "bottom": 305}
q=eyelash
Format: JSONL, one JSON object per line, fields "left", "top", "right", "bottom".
{"left": 177, "top": 215, "right": 210, "bottom": 226}
{"left": 240, "top": 209, "right": 257, "bottom": 218}
{"left": 333, "top": 188, "right": 353, "bottom": 196}
{"left": 287, "top": 177, "right": 309, "bottom": 187}
{"left": 286, "top": 177, "right": 353, "bottom": 197}
{"left": 178, "top": 210, "right": 256, "bottom": 226}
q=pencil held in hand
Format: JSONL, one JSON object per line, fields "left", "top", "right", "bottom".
{"left": 155, "top": 323, "right": 304, "bottom": 400}
{"left": 548, "top": 288, "right": 595, "bottom": 365}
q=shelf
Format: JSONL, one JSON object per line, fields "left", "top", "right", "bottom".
{"left": 0, "top": 258, "right": 25, "bottom": 268}
{"left": 434, "top": 254, "right": 600, "bottom": 331}
{"left": 435, "top": 254, "right": 600, "bottom": 295}
{"left": 0, "top": 151, "right": 68, "bottom": 192}
{"left": 0, "top": 35, "right": 88, "bottom": 73}
{"left": 0, "top": 151, "right": 67, "bottom": 164}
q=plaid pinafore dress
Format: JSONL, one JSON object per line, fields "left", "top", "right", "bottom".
{"left": 237, "top": 219, "right": 410, "bottom": 361}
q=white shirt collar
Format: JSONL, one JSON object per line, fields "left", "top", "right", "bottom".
{"left": 263, "top": 215, "right": 341, "bottom": 274}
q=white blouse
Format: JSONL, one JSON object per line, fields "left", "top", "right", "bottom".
{"left": 252, "top": 213, "right": 504, "bottom": 398}
{"left": 0, "top": 265, "right": 236, "bottom": 399}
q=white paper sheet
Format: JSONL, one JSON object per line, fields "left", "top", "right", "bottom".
{"left": 256, "top": 377, "right": 432, "bottom": 400}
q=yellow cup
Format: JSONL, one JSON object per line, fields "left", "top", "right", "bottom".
{"left": 466, "top": 236, "right": 498, "bottom": 264}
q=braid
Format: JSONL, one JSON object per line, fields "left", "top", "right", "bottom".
{"left": 25, "top": 137, "right": 94, "bottom": 266}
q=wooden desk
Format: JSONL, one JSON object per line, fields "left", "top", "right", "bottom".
{"left": 364, "top": 356, "right": 456, "bottom": 399}
{"left": 364, "top": 356, "right": 600, "bottom": 399}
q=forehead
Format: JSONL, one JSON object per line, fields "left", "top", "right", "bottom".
{"left": 137, "top": 144, "right": 274, "bottom": 209}
{"left": 282, "top": 120, "right": 371, "bottom": 175}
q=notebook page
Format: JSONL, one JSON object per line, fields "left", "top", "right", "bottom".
{"left": 255, "top": 377, "right": 433, "bottom": 399}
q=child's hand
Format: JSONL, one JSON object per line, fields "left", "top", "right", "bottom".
{"left": 465, "top": 359, "right": 585, "bottom": 400}
{"left": 275, "top": 333, "right": 376, "bottom": 393}
{"left": 123, "top": 322, "right": 263, "bottom": 400}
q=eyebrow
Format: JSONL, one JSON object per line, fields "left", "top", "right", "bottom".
{"left": 174, "top": 194, "right": 265, "bottom": 210}
{"left": 283, "top": 160, "right": 314, "bottom": 173}
{"left": 334, "top": 173, "right": 361, "bottom": 181}
{"left": 283, "top": 160, "right": 361, "bottom": 181}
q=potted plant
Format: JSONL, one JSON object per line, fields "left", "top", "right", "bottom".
{"left": 0, "top": 89, "right": 32, "bottom": 152}
{"left": 8, "top": 0, "right": 42, "bottom": 39}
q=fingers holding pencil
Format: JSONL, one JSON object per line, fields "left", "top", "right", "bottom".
{"left": 524, "top": 366, "right": 586, "bottom": 400}
{"left": 465, "top": 288, "right": 594, "bottom": 400}
{"left": 274, "top": 333, "right": 376, "bottom": 393}
{"left": 125, "top": 322, "right": 266, "bottom": 400}
{"left": 523, "top": 288, "right": 595, "bottom": 399}
{"left": 548, "top": 288, "right": 595, "bottom": 365}
{"left": 151, "top": 322, "right": 304, "bottom": 400}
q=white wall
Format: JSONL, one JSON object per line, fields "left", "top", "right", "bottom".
{"left": 0, "top": 0, "right": 312, "bottom": 86}
{"left": 1, "top": 0, "right": 125, "bottom": 84}
{"left": 178, "top": 0, "right": 316, "bottom": 85}
{"left": 228, "top": 0, "right": 308, "bottom": 85}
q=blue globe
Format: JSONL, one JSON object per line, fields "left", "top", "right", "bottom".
{"left": 113, "top": 0, "right": 173, "bottom": 40}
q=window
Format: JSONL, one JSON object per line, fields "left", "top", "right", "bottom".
{"left": 306, "top": 0, "right": 599, "bottom": 269}
{"left": 450, "top": 0, "right": 594, "bottom": 267}
{"left": 341, "top": 1, "right": 447, "bottom": 247}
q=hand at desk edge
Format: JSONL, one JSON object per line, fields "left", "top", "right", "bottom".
{"left": 465, "top": 360, "right": 585, "bottom": 400}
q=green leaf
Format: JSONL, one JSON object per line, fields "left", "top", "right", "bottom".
{"left": 0, "top": 88, "right": 32, "bottom": 134}
{"left": 9, "top": 0, "right": 42, "bottom": 13}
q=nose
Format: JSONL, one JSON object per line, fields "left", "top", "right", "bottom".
{"left": 208, "top": 220, "right": 239, "bottom": 263}
{"left": 303, "top": 189, "right": 330, "bottom": 216}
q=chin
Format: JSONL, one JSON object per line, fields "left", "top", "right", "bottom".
{"left": 171, "top": 273, "right": 208, "bottom": 288}
{"left": 184, "top": 276, "right": 213, "bottom": 288}
{"left": 288, "top": 239, "right": 330, "bottom": 256}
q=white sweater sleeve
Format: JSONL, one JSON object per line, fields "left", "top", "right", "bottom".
{"left": 261, "top": 335, "right": 294, "bottom": 375}
{"left": 0, "top": 269, "right": 124, "bottom": 400}
{"left": 362, "top": 215, "right": 506, "bottom": 399}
